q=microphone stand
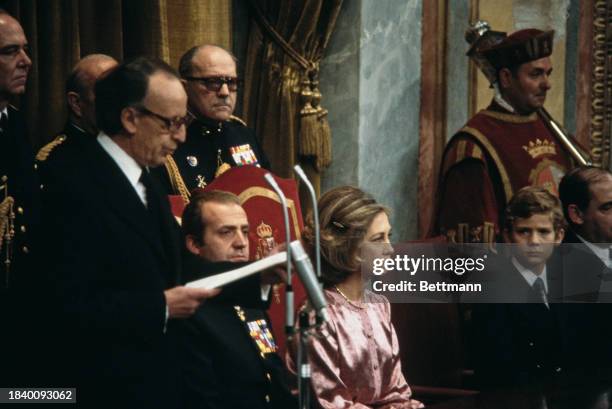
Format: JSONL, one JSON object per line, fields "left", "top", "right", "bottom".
{"left": 263, "top": 173, "right": 294, "bottom": 339}
{"left": 293, "top": 165, "right": 323, "bottom": 409}
{"left": 293, "top": 165, "right": 321, "bottom": 279}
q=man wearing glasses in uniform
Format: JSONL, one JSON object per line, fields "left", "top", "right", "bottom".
{"left": 155, "top": 45, "right": 270, "bottom": 196}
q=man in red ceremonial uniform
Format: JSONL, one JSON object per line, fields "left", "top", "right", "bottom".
{"left": 435, "top": 28, "right": 582, "bottom": 244}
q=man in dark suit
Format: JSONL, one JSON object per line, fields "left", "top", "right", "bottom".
{"left": 178, "top": 189, "right": 296, "bottom": 409}
{"left": 558, "top": 166, "right": 612, "bottom": 371}
{"left": 559, "top": 166, "right": 612, "bottom": 300}
{"left": 472, "top": 187, "right": 566, "bottom": 388}
{"left": 40, "top": 57, "right": 219, "bottom": 408}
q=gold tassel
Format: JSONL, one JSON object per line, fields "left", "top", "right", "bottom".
{"left": 299, "top": 74, "right": 319, "bottom": 157}
{"left": 311, "top": 73, "right": 332, "bottom": 171}
{"left": 317, "top": 108, "right": 332, "bottom": 171}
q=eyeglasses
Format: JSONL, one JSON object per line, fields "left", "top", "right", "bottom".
{"left": 183, "top": 76, "right": 242, "bottom": 92}
{"left": 133, "top": 106, "right": 193, "bottom": 133}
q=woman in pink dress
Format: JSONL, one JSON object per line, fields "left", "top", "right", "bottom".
{"left": 289, "top": 186, "right": 424, "bottom": 409}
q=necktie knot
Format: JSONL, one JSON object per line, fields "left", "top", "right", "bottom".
{"left": 139, "top": 168, "right": 153, "bottom": 189}
{"left": 533, "top": 277, "right": 545, "bottom": 291}
{"left": 533, "top": 277, "right": 548, "bottom": 307}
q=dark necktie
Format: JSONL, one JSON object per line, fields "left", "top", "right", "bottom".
{"left": 533, "top": 277, "right": 548, "bottom": 308}
{"left": 139, "top": 169, "right": 172, "bottom": 284}
{"left": 0, "top": 113, "right": 8, "bottom": 133}
{"left": 139, "top": 169, "right": 160, "bottom": 218}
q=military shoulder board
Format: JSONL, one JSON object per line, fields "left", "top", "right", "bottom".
{"left": 36, "top": 134, "right": 67, "bottom": 162}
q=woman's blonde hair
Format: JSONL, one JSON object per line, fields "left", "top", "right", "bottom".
{"left": 303, "top": 186, "right": 388, "bottom": 286}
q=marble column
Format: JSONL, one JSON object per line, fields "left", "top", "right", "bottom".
{"left": 320, "top": 0, "right": 422, "bottom": 241}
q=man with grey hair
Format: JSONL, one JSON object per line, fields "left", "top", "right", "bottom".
{"left": 0, "top": 9, "right": 35, "bottom": 288}
{"left": 156, "top": 44, "right": 269, "bottom": 196}
{"left": 40, "top": 57, "right": 219, "bottom": 408}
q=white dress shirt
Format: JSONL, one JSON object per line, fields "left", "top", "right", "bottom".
{"left": 97, "top": 132, "right": 148, "bottom": 207}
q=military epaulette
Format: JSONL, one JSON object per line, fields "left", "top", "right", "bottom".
{"left": 228, "top": 115, "right": 247, "bottom": 127}
{"left": 36, "top": 134, "right": 67, "bottom": 162}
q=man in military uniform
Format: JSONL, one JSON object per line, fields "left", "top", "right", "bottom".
{"left": 155, "top": 45, "right": 269, "bottom": 200}
{"left": 0, "top": 9, "right": 41, "bottom": 387}
{"left": 178, "top": 190, "right": 295, "bottom": 409}
{"left": 0, "top": 10, "right": 35, "bottom": 289}
{"left": 36, "top": 54, "right": 117, "bottom": 165}
{"left": 435, "top": 29, "right": 581, "bottom": 245}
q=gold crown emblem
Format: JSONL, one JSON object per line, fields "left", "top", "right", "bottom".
{"left": 256, "top": 221, "right": 273, "bottom": 238}
{"left": 522, "top": 138, "right": 556, "bottom": 159}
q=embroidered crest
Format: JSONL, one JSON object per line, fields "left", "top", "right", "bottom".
{"left": 522, "top": 138, "right": 556, "bottom": 159}
{"left": 255, "top": 221, "right": 275, "bottom": 260}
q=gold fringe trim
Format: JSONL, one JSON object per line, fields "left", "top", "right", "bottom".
{"left": 35, "top": 135, "right": 67, "bottom": 162}
{"left": 317, "top": 109, "right": 332, "bottom": 170}
{"left": 299, "top": 72, "right": 332, "bottom": 171}
{"left": 164, "top": 155, "right": 190, "bottom": 204}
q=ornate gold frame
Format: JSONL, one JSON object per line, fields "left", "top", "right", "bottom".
{"left": 588, "top": 1, "right": 612, "bottom": 168}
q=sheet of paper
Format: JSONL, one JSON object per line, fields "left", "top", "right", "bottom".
{"left": 186, "top": 251, "right": 288, "bottom": 289}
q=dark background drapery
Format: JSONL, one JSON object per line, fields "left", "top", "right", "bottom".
{"left": 241, "top": 0, "right": 342, "bottom": 205}
{"left": 1, "top": 0, "right": 231, "bottom": 150}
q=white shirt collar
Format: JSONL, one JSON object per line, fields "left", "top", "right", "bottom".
{"left": 1, "top": 107, "right": 7, "bottom": 118}
{"left": 493, "top": 84, "right": 516, "bottom": 113}
{"left": 97, "top": 132, "right": 147, "bottom": 206}
{"left": 512, "top": 257, "right": 549, "bottom": 294}
{"left": 575, "top": 233, "right": 612, "bottom": 268}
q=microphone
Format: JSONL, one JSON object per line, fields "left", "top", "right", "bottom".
{"left": 263, "top": 173, "right": 294, "bottom": 335}
{"left": 289, "top": 240, "right": 328, "bottom": 322}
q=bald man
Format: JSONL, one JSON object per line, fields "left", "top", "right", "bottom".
{"left": 155, "top": 44, "right": 269, "bottom": 197}
{"left": 36, "top": 54, "right": 118, "bottom": 163}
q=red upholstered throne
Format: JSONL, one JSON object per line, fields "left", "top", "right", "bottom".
{"left": 167, "top": 165, "right": 306, "bottom": 357}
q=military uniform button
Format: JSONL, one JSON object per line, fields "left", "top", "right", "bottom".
{"left": 266, "top": 373, "right": 272, "bottom": 381}
{"left": 22, "top": 246, "right": 29, "bottom": 254}
{"left": 33, "top": 163, "right": 38, "bottom": 170}
{"left": 17, "top": 207, "right": 24, "bottom": 215}
{"left": 555, "top": 367, "right": 562, "bottom": 372}
{"left": 536, "top": 364, "right": 541, "bottom": 369}
{"left": 40, "top": 184, "right": 44, "bottom": 190}
{"left": 20, "top": 225, "right": 26, "bottom": 233}
{"left": 205, "top": 130, "right": 211, "bottom": 135}
{"left": 528, "top": 342, "right": 534, "bottom": 347}
{"left": 265, "top": 395, "right": 270, "bottom": 403}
